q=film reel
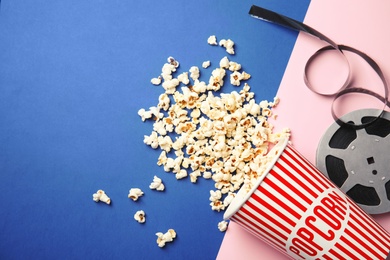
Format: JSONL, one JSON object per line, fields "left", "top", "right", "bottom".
{"left": 316, "top": 109, "right": 390, "bottom": 214}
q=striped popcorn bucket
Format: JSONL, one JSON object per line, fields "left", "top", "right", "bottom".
{"left": 224, "top": 138, "right": 390, "bottom": 260}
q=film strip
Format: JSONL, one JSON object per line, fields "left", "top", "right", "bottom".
{"left": 249, "top": 5, "right": 390, "bottom": 213}
{"left": 249, "top": 5, "right": 389, "bottom": 129}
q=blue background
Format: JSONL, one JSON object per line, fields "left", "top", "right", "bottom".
{"left": 0, "top": 1, "right": 310, "bottom": 259}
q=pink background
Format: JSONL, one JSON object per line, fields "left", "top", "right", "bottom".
{"left": 217, "top": 0, "right": 390, "bottom": 259}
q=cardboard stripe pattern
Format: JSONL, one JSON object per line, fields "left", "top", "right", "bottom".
{"left": 229, "top": 144, "right": 390, "bottom": 260}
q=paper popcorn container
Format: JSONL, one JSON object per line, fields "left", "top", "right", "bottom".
{"left": 224, "top": 138, "right": 390, "bottom": 260}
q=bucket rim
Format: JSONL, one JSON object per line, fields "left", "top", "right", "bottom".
{"left": 223, "top": 136, "right": 290, "bottom": 220}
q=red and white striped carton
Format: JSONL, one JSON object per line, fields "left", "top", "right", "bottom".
{"left": 224, "top": 137, "right": 390, "bottom": 260}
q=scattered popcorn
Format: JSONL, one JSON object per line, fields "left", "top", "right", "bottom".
{"left": 241, "top": 71, "right": 251, "bottom": 80}
{"left": 223, "top": 192, "right": 236, "bottom": 207}
{"left": 219, "top": 56, "right": 230, "bottom": 69}
{"left": 151, "top": 76, "right": 162, "bottom": 85}
{"left": 230, "top": 71, "right": 242, "bottom": 86}
{"left": 209, "top": 190, "right": 222, "bottom": 202}
{"left": 219, "top": 39, "right": 235, "bottom": 55}
{"left": 138, "top": 108, "right": 153, "bottom": 122}
{"left": 167, "top": 56, "right": 180, "bottom": 68}
{"left": 157, "top": 135, "right": 173, "bottom": 152}
{"left": 202, "top": 60, "right": 211, "bottom": 68}
{"left": 134, "top": 210, "right": 146, "bottom": 223}
{"left": 128, "top": 188, "right": 144, "bottom": 201}
{"left": 150, "top": 106, "right": 164, "bottom": 119}
{"left": 143, "top": 131, "right": 159, "bottom": 149}
{"left": 157, "top": 151, "right": 168, "bottom": 166}
{"left": 193, "top": 80, "right": 207, "bottom": 93}
{"left": 163, "top": 157, "right": 175, "bottom": 172}
{"left": 92, "top": 190, "right": 111, "bottom": 205}
{"left": 156, "top": 229, "right": 177, "bottom": 248}
{"left": 161, "top": 63, "right": 176, "bottom": 80}
{"left": 149, "top": 175, "right": 165, "bottom": 191}
{"left": 207, "top": 35, "right": 218, "bottom": 45}
{"left": 178, "top": 72, "right": 190, "bottom": 85}
{"left": 270, "top": 96, "right": 280, "bottom": 107}
{"left": 203, "top": 171, "right": 212, "bottom": 179}
{"left": 230, "top": 71, "right": 251, "bottom": 86}
{"left": 158, "top": 93, "right": 170, "bottom": 111}
{"left": 218, "top": 220, "right": 229, "bottom": 232}
{"left": 190, "top": 170, "right": 202, "bottom": 183}
{"left": 175, "top": 169, "right": 188, "bottom": 180}
{"left": 139, "top": 35, "right": 290, "bottom": 229}
{"left": 228, "top": 61, "right": 241, "bottom": 71}
{"left": 189, "top": 66, "right": 200, "bottom": 81}
{"left": 210, "top": 200, "right": 225, "bottom": 212}
{"left": 162, "top": 78, "right": 180, "bottom": 94}
{"left": 208, "top": 67, "right": 226, "bottom": 91}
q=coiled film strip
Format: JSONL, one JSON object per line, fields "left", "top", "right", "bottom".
{"left": 249, "top": 5, "right": 390, "bottom": 213}
{"left": 249, "top": 5, "right": 389, "bottom": 129}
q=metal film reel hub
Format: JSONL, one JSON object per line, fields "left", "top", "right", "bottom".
{"left": 316, "top": 109, "right": 390, "bottom": 214}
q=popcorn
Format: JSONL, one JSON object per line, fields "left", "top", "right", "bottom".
{"left": 151, "top": 76, "right": 162, "bottom": 85}
{"left": 228, "top": 61, "right": 241, "bottom": 71}
{"left": 210, "top": 200, "right": 225, "bottom": 212}
{"left": 134, "top": 210, "right": 146, "bottom": 223}
{"left": 190, "top": 108, "right": 201, "bottom": 121}
{"left": 139, "top": 35, "right": 291, "bottom": 225}
{"left": 158, "top": 93, "right": 170, "bottom": 111}
{"left": 161, "top": 63, "right": 176, "bottom": 80}
{"left": 241, "top": 71, "right": 251, "bottom": 80}
{"left": 190, "top": 170, "right": 202, "bottom": 183}
{"left": 157, "top": 135, "right": 173, "bottom": 152}
{"left": 92, "top": 190, "right": 111, "bottom": 204}
{"left": 208, "top": 68, "right": 226, "bottom": 91}
{"left": 207, "top": 35, "right": 218, "bottom": 45}
{"left": 244, "top": 99, "right": 261, "bottom": 116}
{"left": 203, "top": 171, "right": 212, "bottom": 179}
{"left": 128, "top": 188, "right": 144, "bottom": 201}
{"left": 230, "top": 71, "right": 251, "bottom": 86}
{"left": 218, "top": 220, "right": 229, "bottom": 232}
{"left": 149, "top": 106, "right": 164, "bottom": 119}
{"left": 262, "top": 107, "right": 272, "bottom": 117}
{"left": 223, "top": 192, "right": 235, "bottom": 207}
{"left": 153, "top": 121, "right": 167, "bottom": 136}
{"left": 219, "top": 39, "right": 235, "bottom": 55}
{"left": 163, "top": 157, "right": 175, "bottom": 172}
{"left": 209, "top": 190, "right": 222, "bottom": 202}
{"left": 156, "top": 229, "right": 177, "bottom": 248}
{"left": 202, "top": 61, "right": 211, "bottom": 68}
{"left": 138, "top": 108, "right": 153, "bottom": 122}
{"left": 175, "top": 169, "right": 188, "bottom": 180}
{"left": 162, "top": 63, "right": 176, "bottom": 74}
{"left": 138, "top": 107, "right": 164, "bottom": 122}
{"left": 149, "top": 175, "right": 165, "bottom": 191}
{"left": 162, "top": 78, "right": 180, "bottom": 94}
{"left": 230, "top": 71, "right": 242, "bottom": 86}
{"left": 143, "top": 131, "right": 159, "bottom": 149}
{"left": 192, "top": 80, "right": 207, "bottom": 93}
{"left": 189, "top": 66, "right": 200, "bottom": 81}
{"left": 270, "top": 96, "right": 280, "bottom": 107}
{"left": 219, "top": 56, "right": 230, "bottom": 69}
{"left": 178, "top": 72, "right": 190, "bottom": 85}
{"left": 167, "top": 56, "right": 179, "bottom": 68}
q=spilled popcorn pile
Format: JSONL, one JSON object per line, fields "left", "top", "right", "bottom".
{"left": 138, "top": 36, "right": 289, "bottom": 211}
{"left": 94, "top": 35, "right": 290, "bottom": 248}
{"left": 138, "top": 35, "right": 290, "bottom": 233}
